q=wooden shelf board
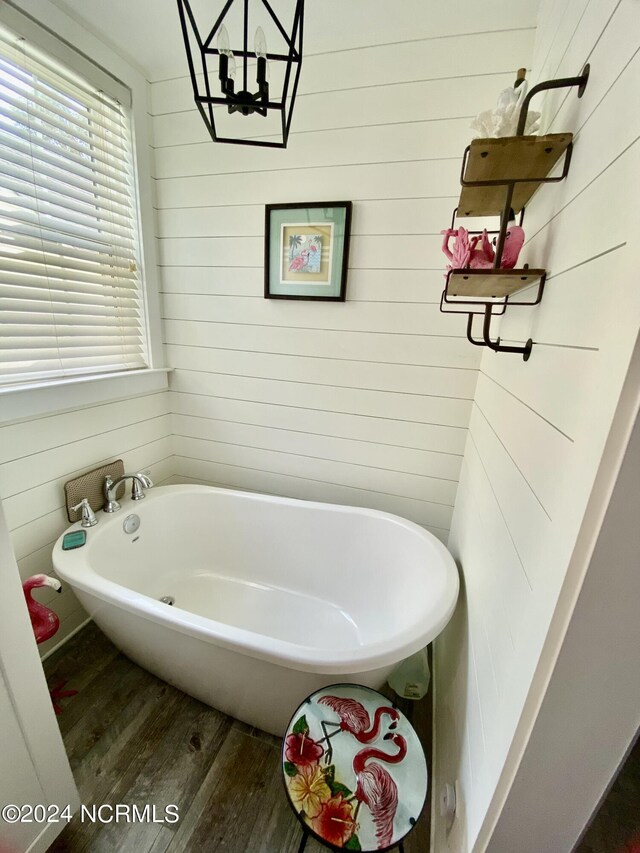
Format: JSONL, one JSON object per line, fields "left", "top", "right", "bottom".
{"left": 458, "top": 133, "right": 572, "bottom": 217}
{"left": 447, "top": 268, "right": 545, "bottom": 298}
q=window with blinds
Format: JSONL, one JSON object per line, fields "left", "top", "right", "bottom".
{"left": 0, "top": 25, "right": 148, "bottom": 387}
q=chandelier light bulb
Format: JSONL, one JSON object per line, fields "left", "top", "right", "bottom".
{"left": 217, "top": 23, "right": 236, "bottom": 85}
{"left": 255, "top": 26, "right": 269, "bottom": 84}
{"left": 217, "top": 23, "right": 232, "bottom": 56}
{"left": 254, "top": 26, "right": 267, "bottom": 59}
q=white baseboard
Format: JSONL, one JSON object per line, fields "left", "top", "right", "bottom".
{"left": 40, "top": 617, "right": 92, "bottom": 663}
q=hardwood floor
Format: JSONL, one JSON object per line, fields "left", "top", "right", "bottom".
{"left": 576, "top": 735, "right": 640, "bottom": 853}
{"left": 44, "top": 623, "right": 432, "bottom": 853}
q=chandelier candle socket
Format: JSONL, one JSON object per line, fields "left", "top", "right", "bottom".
{"left": 176, "top": 0, "right": 304, "bottom": 147}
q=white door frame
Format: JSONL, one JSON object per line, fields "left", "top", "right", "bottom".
{"left": 476, "top": 336, "right": 640, "bottom": 852}
{"left": 0, "top": 498, "right": 79, "bottom": 852}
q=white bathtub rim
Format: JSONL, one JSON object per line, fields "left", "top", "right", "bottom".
{"left": 73, "top": 583, "right": 457, "bottom": 675}
{"left": 62, "top": 563, "right": 459, "bottom": 674}
{"left": 53, "top": 484, "right": 459, "bottom": 675}
{"left": 65, "top": 482, "right": 442, "bottom": 540}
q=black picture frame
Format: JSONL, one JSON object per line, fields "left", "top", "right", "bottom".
{"left": 264, "top": 201, "right": 352, "bottom": 301}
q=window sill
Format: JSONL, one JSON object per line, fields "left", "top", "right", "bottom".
{"left": 0, "top": 368, "right": 172, "bottom": 425}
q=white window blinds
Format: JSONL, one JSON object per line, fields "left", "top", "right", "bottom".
{"left": 0, "top": 25, "right": 148, "bottom": 387}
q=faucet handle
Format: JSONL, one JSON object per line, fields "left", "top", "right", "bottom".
{"left": 131, "top": 471, "right": 153, "bottom": 501}
{"left": 71, "top": 497, "right": 98, "bottom": 528}
{"left": 103, "top": 475, "right": 121, "bottom": 513}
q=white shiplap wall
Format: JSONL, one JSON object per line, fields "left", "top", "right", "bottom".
{"left": 150, "top": 9, "right": 539, "bottom": 541}
{"left": 0, "top": 393, "right": 173, "bottom": 656}
{"left": 434, "top": 1, "right": 640, "bottom": 849}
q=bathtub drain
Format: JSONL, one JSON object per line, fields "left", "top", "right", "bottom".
{"left": 159, "top": 596, "right": 175, "bottom": 606}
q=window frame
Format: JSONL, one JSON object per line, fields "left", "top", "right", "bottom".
{"left": 0, "top": 1, "right": 167, "bottom": 424}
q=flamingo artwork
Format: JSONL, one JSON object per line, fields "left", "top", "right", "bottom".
{"left": 317, "top": 694, "right": 399, "bottom": 764}
{"left": 284, "top": 687, "right": 427, "bottom": 851}
{"left": 22, "top": 574, "right": 77, "bottom": 714}
{"left": 352, "top": 733, "right": 408, "bottom": 849}
{"left": 289, "top": 248, "right": 309, "bottom": 271}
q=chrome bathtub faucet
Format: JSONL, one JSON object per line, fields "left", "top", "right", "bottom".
{"left": 103, "top": 471, "right": 154, "bottom": 513}
{"left": 71, "top": 497, "right": 98, "bottom": 528}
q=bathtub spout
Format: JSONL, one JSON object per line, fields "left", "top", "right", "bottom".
{"left": 103, "top": 472, "right": 153, "bottom": 513}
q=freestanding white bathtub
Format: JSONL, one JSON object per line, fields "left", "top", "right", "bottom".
{"left": 53, "top": 485, "right": 459, "bottom": 735}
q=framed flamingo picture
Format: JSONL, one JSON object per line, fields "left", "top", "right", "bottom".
{"left": 265, "top": 201, "right": 352, "bottom": 300}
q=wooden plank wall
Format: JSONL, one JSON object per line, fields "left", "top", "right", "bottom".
{"left": 150, "top": 5, "right": 539, "bottom": 542}
{"left": 433, "top": 1, "right": 640, "bottom": 849}
{"left": 0, "top": 394, "right": 174, "bottom": 656}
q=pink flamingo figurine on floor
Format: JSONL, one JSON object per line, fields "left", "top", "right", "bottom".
{"left": 317, "top": 695, "right": 399, "bottom": 764}
{"left": 23, "top": 574, "right": 60, "bottom": 643}
{"left": 23, "top": 574, "right": 77, "bottom": 714}
{"left": 352, "top": 733, "right": 408, "bottom": 848}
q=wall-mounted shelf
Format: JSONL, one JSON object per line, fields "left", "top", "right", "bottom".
{"left": 446, "top": 268, "right": 546, "bottom": 299}
{"left": 440, "top": 65, "right": 590, "bottom": 361}
{"left": 458, "top": 134, "right": 573, "bottom": 217}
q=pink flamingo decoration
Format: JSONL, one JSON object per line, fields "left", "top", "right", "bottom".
{"left": 23, "top": 573, "right": 61, "bottom": 643}
{"left": 23, "top": 574, "right": 77, "bottom": 714}
{"left": 441, "top": 225, "right": 525, "bottom": 272}
{"left": 441, "top": 226, "right": 492, "bottom": 271}
{"left": 352, "top": 733, "right": 407, "bottom": 849}
{"left": 317, "top": 695, "right": 399, "bottom": 764}
{"left": 494, "top": 225, "right": 525, "bottom": 268}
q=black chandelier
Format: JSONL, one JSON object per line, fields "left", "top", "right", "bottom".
{"left": 176, "top": 0, "right": 304, "bottom": 148}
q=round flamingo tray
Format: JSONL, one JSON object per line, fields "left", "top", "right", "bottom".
{"left": 282, "top": 684, "right": 427, "bottom": 852}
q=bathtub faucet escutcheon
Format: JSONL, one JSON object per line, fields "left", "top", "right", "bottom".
{"left": 103, "top": 472, "right": 153, "bottom": 513}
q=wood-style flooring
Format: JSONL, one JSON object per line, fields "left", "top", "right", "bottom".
{"left": 576, "top": 734, "right": 640, "bottom": 853}
{"left": 44, "top": 623, "right": 432, "bottom": 853}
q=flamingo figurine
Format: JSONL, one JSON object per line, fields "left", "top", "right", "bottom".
{"left": 351, "top": 733, "right": 408, "bottom": 849}
{"left": 493, "top": 225, "right": 526, "bottom": 268}
{"left": 22, "top": 574, "right": 77, "bottom": 714}
{"left": 317, "top": 695, "right": 399, "bottom": 764}
{"left": 441, "top": 225, "right": 525, "bottom": 273}
{"left": 23, "top": 573, "right": 61, "bottom": 642}
{"left": 441, "top": 226, "right": 493, "bottom": 272}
